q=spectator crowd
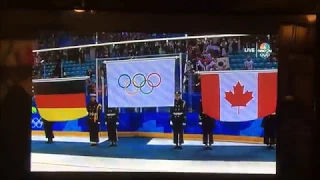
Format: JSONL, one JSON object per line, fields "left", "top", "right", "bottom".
{"left": 33, "top": 32, "right": 278, "bottom": 84}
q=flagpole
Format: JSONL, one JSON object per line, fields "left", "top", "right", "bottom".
{"left": 100, "top": 76, "right": 105, "bottom": 139}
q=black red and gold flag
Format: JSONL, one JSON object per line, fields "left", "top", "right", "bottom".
{"left": 33, "top": 77, "right": 89, "bottom": 122}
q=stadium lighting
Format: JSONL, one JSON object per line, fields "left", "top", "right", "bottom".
{"left": 74, "top": 9, "right": 85, "bottom": 13}
{"left": 306, "top": 14, "right": 316, "bottom": 23}
{"left": 74, "top": 0, "right": 86, "bottom": 13}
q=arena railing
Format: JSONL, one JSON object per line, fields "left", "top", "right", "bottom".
{"left": 32, "top": 34, "right": 249, "bottom": 53}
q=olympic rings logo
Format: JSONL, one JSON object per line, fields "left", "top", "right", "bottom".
{"left": 118, "top": 73, "right": 162, "bottom": 95}
{"left": 259, "top": 52, "right": 271, "bottom": 59}
{"left": 31, "top": 117, "right": 43, "bottom": 129}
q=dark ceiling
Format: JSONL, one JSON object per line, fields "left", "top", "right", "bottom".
{"left": 0, "top": 0, "right": 318, "bottom": 39}
{"left": 1, "top": 0, "right": 319, "bottom": 14}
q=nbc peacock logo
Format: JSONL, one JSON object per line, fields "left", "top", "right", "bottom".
{"left": 257, "top": 43, "right": 272, "bottom": 59}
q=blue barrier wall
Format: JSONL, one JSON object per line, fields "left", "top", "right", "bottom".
{"left": 31, "top": 95, "right": 265, "bottom": 137}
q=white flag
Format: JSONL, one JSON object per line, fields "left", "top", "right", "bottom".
{"left": 106, "top": 58, "right": 176, "bottom": 108}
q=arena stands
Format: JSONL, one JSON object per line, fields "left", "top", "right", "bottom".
{"left": 33, "top": 33, "right": 278, "bottom": 110}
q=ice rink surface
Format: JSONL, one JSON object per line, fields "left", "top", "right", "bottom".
{"left": 31, "top": 136, "right": 275, "bottom": 174}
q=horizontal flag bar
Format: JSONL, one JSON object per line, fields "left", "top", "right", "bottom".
{"left": 197, "top": 69, "right": 278, "bottom": 75}
{"left": 32, "top": 76, "right": 90, "bottom": 83}
{"left": 103, "top": 56, "right": 178, "bottom": 64}
{"left": 32, "top": 34, "right": 249, "bottom": 53}
{"left": 96, "top": 53, "right": 181, "bottom": 62}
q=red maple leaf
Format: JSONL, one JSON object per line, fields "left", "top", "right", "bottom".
{"left": 224, "top": 81, "right": 253, "bottom": 114}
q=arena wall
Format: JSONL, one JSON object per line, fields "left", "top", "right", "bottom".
{"left": 31, "top": 96, "right": 265, "bottom": 143}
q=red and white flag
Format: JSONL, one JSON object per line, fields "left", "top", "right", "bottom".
{"left": 200, "top": 70, "right": 277, "bottom": 122}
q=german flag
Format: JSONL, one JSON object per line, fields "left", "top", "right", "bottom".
{"left": 33, "top": 77, "right": 89, "bottom": 122}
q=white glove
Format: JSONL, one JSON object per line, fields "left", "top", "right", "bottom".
{"left": 183, "top": 123, "right": 186, "bottom": 126}
{"left": 105, "top": 122, "right": 107, "bottom": 125}
{"left": 170, "top": 121, "right": 173, "bottom": 126}
{"left": 199, "top": 122, "right": 202, "bottom": 125}
{"left": 116, "top": 122, "right": 119, "bottom": 125}
{"left": 97, "top": 122, "right": 100, "bottom": 125}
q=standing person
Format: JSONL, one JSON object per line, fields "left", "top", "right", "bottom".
{"left": 105, "top": 105, "right": 119, "bottom": 147}
{"left": 87, "top": 94, "right": 102, "bottom": 146}
{"left": 42, "top": 118, "right": 54, "bottom": 144}
{"left": 261, "top": 112, "right": 277, "bottom": 149}
{"left": 244, "top": 56, "right": 254, "bottom": 70}
{"left": 170, "top": 91, "right": 187, "bottom": 149}
{"left": 199, "top": 99, "right": 216, "bottom": 150}
{"left": 52, "top": 58, "right": 63, "bottom": 78}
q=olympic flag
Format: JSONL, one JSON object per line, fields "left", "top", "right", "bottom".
{"left": 106, "top": 58, "right": 176, "bottom": 107}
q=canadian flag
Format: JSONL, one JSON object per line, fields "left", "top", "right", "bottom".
{"left": 200, "top": 70, "right": 277, "bottom": 122}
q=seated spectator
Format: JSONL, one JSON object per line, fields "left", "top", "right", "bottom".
{"left": 198, "top": 60, "right": 216, "bottom": 71}
{"left": 86, "top": 68, "right": 93, "bottom": 79}
{"left": 271, "top": 56, "right": 278, "bottom": 62}
{"left": 220, "top": 38, "right": 228, "bottom": 52}
{"left": 231, "top": 39, "right": 239, "bottom": 54}
{"left": 202, "top": 51, "right": 212, "bottom": 60}
{"left": 52, "top": 59, "right": 63, "bottom": 78}
{"left": 221, "top": 47, "right": 227, "bottom": 57}
{"left": 269, "top": 53, "right": 278, "bottom": 62}
{"left": 206, "top": 42, "right": 220, "bottom": 57}
{"left": 196, "top": 53, "right": 216, "bottom": 71}
{"left": 244, "top": 56, "right": 254, "bottom": 70}
{"left": 184, "top": 60, "right": 195, "bottom": 74}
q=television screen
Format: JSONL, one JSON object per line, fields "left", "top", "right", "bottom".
{"left": 31, "top": 32, "right": 277, "bottom": 174}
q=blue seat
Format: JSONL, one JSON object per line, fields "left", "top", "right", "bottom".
{"left": 236, "top": 59, "right": 243, "bottom": 64}
{"left": 255, "top": 58, "right": 263, "bottom": 63}
{"left": 75, "top": 71, "right": 81, "bottom": 76}
{"left": 258, "top": 63, "right": 264, "bottom": 68}
{"left": 236, "top": 63, "right": 243, "bottom": 69}
{"left": 266, "top": 63, "right": 273, "bottom": 68}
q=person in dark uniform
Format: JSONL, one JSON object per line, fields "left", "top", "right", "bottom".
{"left": 105, "top": 105, "right": 119, "bottom": 147}
{"left": 87, "top": 94, "right": 102, "bottom": 146}
{"left": 42, "top": 118, "right": 54, "bottom": 144}
{"left": 261, "top": 112, "right": 277, "bottom": 149}
{"left": 170, "top": 91, "right": 187, "bottom": 149}
{"left": 199, "top": 99, "right": 216, "bottom": 150}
